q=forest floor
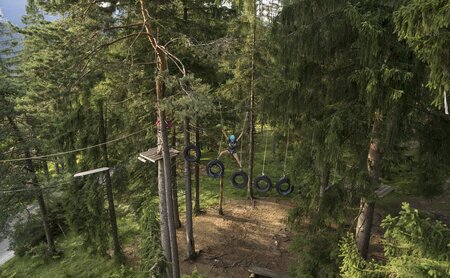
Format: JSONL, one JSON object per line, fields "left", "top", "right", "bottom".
{"left": 176, "top": 198, "right": 297, "bottom": 277}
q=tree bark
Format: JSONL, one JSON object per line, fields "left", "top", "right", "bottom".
{"left": 171, "top": 116, "right": 180, "bottom": 228}
{"left": 183, "top": 117, "right": 196, "bottom": 260}
{"left": 7, "top": 116, "right": 56, "bottom": 255}
{"left": 194, "top": 126, "right": 200, "bottom": 214}
{"left": 55, "top": 161, "right": 60, "bottom": 175}
{"left": 319, "top": 161, "right": 330, "bottom": 199}
{"left": 98, "top": 102, "right": 123, "bottom": 262}
{"left": 158, "top": 159, "right": 172, "bottom": 276}
{"left": 271, "top": 134, "right": 276, "bottom": 158}
{"left": 140, "top": 1, "right": 180, "bottom": 276}
{"left": 171, "top": 157, "right": 181, "bottom": 229}
{"left": 356, "top": 110, "right": 383, "bottom": 259}
{"left": 247, "top": 0, "right": 257, "bottom": 201}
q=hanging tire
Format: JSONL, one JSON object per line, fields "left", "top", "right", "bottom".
{"left": 275, "top": 176, "right": 293, "bottom": 196}
{"left": 183, "top": 144, "right": 201, "bottom": 163}
{"left": 206, "top": 159, "right": 224, "bottom": 178}
{"left": 254, "top": 175, "right": 272, "bottom": 193}
{"left": 231, "top": 170, "right": 248, "bottom": 189}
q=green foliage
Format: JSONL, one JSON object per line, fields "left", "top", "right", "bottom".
{"left": 9, "top": 201, "right": 66, "bottom": 257}
{"left": 181, "top": 268, "right": 203, "bottom": 278}
{"left": 0, "top": 233, "right": 130, "bottom": 278}
{"left": 139, "top": 199, "right": 166, "bottom": 278}
{"left": 339, "top": 234, "right": 383, "bottom": 278}
{"left": 291, "top": 227, "right": 341, "bottom": 277}
{"left": 394, "top": 0, "right": 450, "bottom": 103}
{"left": 339, "top": 203, "right": 450, "bottom": 277}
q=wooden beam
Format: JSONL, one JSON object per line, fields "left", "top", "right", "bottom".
{"left": 74, "top": 167, "right": 110, "bottom": 177}
{"left": 375, "top": 184, "right": 394, "bottom": 198}
{"left": 139, "top": 147, "right": 179, "bottom": 163}
{"left": 248, "top": 266, "right": 290, "bottom": 278}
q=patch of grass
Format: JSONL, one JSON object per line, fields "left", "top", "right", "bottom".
{"left": 0, "top": 234, "right": 125, "bottom": 278}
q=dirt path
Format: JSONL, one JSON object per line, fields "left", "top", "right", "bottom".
{"left": 177, "top": 198, "right": 297, "bottom": 277}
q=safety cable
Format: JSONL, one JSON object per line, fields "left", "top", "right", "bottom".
{"left": 283, "top": 118, "right": 291, "bottom": 175}
{"left": 0, "top": 125, "right": 152, "bottom": 164}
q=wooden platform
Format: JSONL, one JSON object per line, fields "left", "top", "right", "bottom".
{"left": 139, "top": 147, "right": 179, "bottom": 163}
{"left": 74, "top": 167, "right": 110, "bottom": 177}
{"left": 248, "top": 266, "right": 290, "bottom": 278}
{"left": 375, "top": 184, "right": 394, "bottom": 198}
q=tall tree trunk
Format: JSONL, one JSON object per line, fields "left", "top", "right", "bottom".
{"left": 158, "top": 159, "right": 172, "bottom": 276}
{"left": 7, "top": 116, "right": 56, "bottom": 255}
{"left": 55, "top": 161, "right": 60, "bottom": 175}
{"left": 194, "top": 126, "right": 200, "bottom": 214}
{"left": 171, "top": 157, "right": 181, "bottom": 229}
{"left": 43, "top": 161, "right": 51, "bottom": 181}
{"left": 98, "top": 102, "right": 122, "bottom": 262}
{"left": 183, "top": 117, "right": 196, "bottom": 260}
{"left": 140, "top": 1, "right": 180, "bottom": 276}
{"left": 271, "top": 134, "right": 277, "bottom": 158}
{"left": 171, "top": 124, "right": 181, "bottom": 229}
{"left": 319, "top": 161, "right": 330, "bottom": 199}
{"left": 247, "top": 0, "right": 257, "bottom": 201}
{"left": 356, "top": 111, "right": 383, "bottom": 259}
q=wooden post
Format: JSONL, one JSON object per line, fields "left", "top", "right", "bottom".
{"left": 158, "top": 159, "right": 172, "bottom": 276}
{"left": 194, "top": 126, "right": 201, "bottom": 214}
{"left": 183, "top": 117, "right": 196, "bottom": 260}
{"left": 98, "top": 102, "right": 123, "bottom": 262}
{"left": 219, "top": 176, "right": 224, "bottom": 215}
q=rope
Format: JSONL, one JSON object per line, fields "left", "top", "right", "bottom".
{"left": 262, "top": 130, "right": 270, "bottom": 175}
{"left": 240, "top": 129, "right": 244, "bottom": 170}
{"left": 0, "top": 186, "right": 59, "bottom": 194}
{"left": 239, "top": 113, "right": 248, "bottom": 170}
{"left": 444, "top": 91, "right": 448, "bottom": 115}
{"left": 283, "top": 118, "right": 291, "bottom": 175}
{"left": 217, "top": 104, "right": 224, "bottom": 158}
{"left": 0, "top": 126, "right": 152, "bottom": 164}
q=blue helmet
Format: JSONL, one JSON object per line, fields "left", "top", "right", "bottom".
{"left": 229, "top": 134, "right": 236, "bottom": 141}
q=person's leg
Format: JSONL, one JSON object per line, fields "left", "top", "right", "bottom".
{"left": 232, "top": 152, "right": 242, "bottom": 168}
{"left": 218, "top": 150, "right": 228, "bottom": 159}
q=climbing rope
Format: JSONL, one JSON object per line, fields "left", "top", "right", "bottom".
{"left": 262, "top": 129, "right": 270, "bottom": 175}
{"left": 283, "top": 118, "right": 291, "bottom": 175}
{"left": 217, "top": 104, "right": 224, "bottom": 159}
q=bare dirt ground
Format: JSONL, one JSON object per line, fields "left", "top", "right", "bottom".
{"left": 177, "top": 198, "right": 297, "bottom": 278}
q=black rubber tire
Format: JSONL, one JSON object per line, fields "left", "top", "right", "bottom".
{"left": 275, "top": 176, "right": 293, "bottom": 196}
{"left": 183, "top": 144, "right": 201, "bottom": 163}
{"left": 231, "top": 170, "right": 248, "bottom": 189}
{"left": 206, "top": 159, "right": 224, "bottom": 178}
{"left": 254, "top": 175, "right": 272, "bottom": 193}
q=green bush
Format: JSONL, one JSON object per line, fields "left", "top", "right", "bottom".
{"left": 9, "top": 201, "right": 66, "bottom": 257}
{"left": 339, "top": 203, "right": 450, "bottom": 278}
